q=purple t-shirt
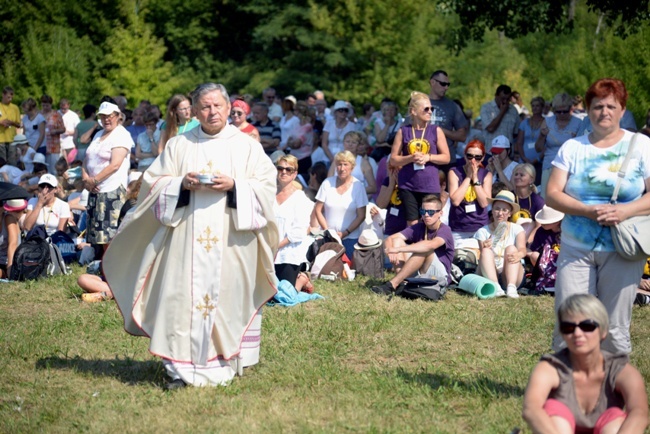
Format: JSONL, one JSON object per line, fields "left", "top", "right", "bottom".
{"left": 398, "top": 124, "right": 441, "bottom": 193}
{"left": 516, "top": 192, "right": 545, "bottom": 221}
{"left": 400, "top": 222, "right": 455, "bottom": 284}
{"left": 530, "top": 227, "right": 561, "bottom": 253}
{"left": 381, "top": 177, "right": 407, "bottom": 236}
{"left": 449, "top": 166, "right": 490, "bottom": 232}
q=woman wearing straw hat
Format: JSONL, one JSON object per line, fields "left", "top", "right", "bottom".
{"left": 473, "top": 190, "right": 526, "bottom": 298}
{"left": 0, "top": 198, "right": 27, "bottom": 278}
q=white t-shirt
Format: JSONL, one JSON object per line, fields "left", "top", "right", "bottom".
{"left": 279, "top": 115, "right": 300, "bottom": 149}
{"left": 27, "top": 197, "right": 72, "bottom": 235}
{"left": 60, "top": 110, "right": 81, "bottom": 150}
{"left": 85, "top": 125, "right": 133, "bottom": 192}
{"left": 273, "top": 190, "right": 314, "bottom": 265}
{"left": 0, "top": 164, "right": 25, "bottom": 184}
{"left": 323, "top": 120, "right": 358, "bottom": 157}
{"left": 20, "top": 147, "right": 37, "bottom": 173}
{"left": 473, "top": 222, "right": 524, "bottom": 270}
{"left": 315, "top": 176, "right": 368, "bottom": 239}
{"left": 22, "top": 113, "right": 46, "bottom": 149}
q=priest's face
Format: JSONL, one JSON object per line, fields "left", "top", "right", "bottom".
{"left": 196, "top": 90, "right": 231, "bottom": 135}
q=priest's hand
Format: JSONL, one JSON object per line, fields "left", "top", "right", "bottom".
{"left": 207, "top": 174, "right": 235, "bottom": 192}
{"left": 182, "top": 172, "right": 201, "bottom": 191}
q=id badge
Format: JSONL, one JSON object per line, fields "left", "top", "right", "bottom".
{"left": 465, "top": 204, "right": 476, "bottom": 213}
{"left": 389, "top": 207, "right": 399, "bottom": 216}
{"left": 413, "top": 163, "right": 425, "bottom": 171}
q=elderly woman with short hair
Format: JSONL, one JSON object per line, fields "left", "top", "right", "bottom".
{"left": 535, "top": 93, "right": 582, "bottom": 197}
{"left": 274, "top": 154, "right": 314, "bottom": 286}
{"left": 546, "top": 78, "right": 650, "bottom": 355}
{"left": 314, "top": 150, "right": 368, "bottom": 258}
{"left": 82, "top": 101, "right": 133, "bottom": 248}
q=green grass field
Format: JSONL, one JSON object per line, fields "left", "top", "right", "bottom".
{"left": 2, "top": 268, "right": 649, "bottom": 433}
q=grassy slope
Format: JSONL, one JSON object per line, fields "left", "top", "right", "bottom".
{"left": 1, "top": 269, "right": 649, "bottom": 433}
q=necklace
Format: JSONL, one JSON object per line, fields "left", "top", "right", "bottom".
{"left": 408, "top": 124, "right": 430, "bottom": 156}
{"left": 424, "top": 221, "right": 441, "bottom": 240}
{"left": 334, "top": 120, "right": 347, "bottom": 143}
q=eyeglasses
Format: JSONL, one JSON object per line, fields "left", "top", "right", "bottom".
{"left": 419, "top": 208, "right": 441, "bottom": 217}
{"left": 433, "top": 78, "right": 451, "bottom": 87}
{"left": 277, "top": 166, "right": 296, "bottom": 174}
{"left": 177, "top": 106, "right": 192, "bottom": 112}
{"left": 492, "top": 208, "right": 511, "bottom": 214}
{"left": 466, "top": 154, "right": 483, "bottom": 161}
{"left": 231, "top": 111, "right": 245, "bottom": 117}
{"left": 422, "top": 107, "right": 433, "bottom": 113}
{"left": 559, "top": 319, "right": 599, "bottom": 334}
{"left": 554, "top": 109, "right": 570, "bottom": 114}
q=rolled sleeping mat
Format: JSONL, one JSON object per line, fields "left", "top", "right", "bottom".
{"left": 457, "top": 274, "right": 498, "bottom": 299}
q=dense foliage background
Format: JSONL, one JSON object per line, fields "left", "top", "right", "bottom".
{"left": 1, "top": 0, "right": 648, "bottom": 124}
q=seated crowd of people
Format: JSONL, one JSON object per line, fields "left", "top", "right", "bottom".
{"left": 0, "top": 82, "right": 649, "bottom": 305}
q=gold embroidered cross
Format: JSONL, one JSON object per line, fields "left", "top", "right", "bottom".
{"left": 197, "top": 227, "right": 219, "bottom": 252}
{"left": 196, "top": 294, "right": 216, "bottom": 319}
{"left": 200, "top": 161, "right": 214, "bottom": 175}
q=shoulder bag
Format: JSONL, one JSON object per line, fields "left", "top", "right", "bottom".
{"left": 609, "top": 133, "right": 650, "bottom": 261}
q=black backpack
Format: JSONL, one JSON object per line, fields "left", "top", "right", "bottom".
{"left": 10, "top": 226, "right": 51, "bottom": 281}
{"left": 394, "top": 277, "right": 446, "bottom": 302}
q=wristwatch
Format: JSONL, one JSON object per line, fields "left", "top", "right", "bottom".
{"left": 472, "top": 180, "right": 482, "bottom": 186}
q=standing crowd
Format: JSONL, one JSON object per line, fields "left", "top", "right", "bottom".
{"left": 1, "top": 72, "right": 650, "bottom": 431}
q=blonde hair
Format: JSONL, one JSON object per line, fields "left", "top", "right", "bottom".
{"left": 277, "top": 154, "right": 298, "bottom": 171}
{"left": 334, "top": 150, "right": 356, "bottom": 168}
{"left": 558, "top": 294, "right": 609, "bottom": 341}
{"left": 513, "top": 163, "right": 538, "bottom": 193}
{"left": 409, "top": 91, "right": 430, "bottom": 114}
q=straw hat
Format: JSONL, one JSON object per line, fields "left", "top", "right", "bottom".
{"left": 354, "top": 229, "right": 382, "bottom": 250}
{"left": 488, "top": 190, "right": 520, "bottom": 214}
{"left": 535, "top": 205, "right": 565, "bottom": 224}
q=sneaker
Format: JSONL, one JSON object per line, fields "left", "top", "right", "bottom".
{"left": 635, "top": 293, "right": 650, "bottom": 306}
{"left": 371, "top": 281, "right": 394, "bottom": 296}
{"left": 494, "top": 287, "right": 506, "bottom": 298}
{"left": 506, "top": 285, "right": 520, "bottom": 299}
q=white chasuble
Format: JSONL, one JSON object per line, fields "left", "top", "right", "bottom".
{"left": 104, "top": 125, "right": 278, "bottom": 384}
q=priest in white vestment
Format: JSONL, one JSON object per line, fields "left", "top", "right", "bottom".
{"left": 103, "top": 83, "right": 278, "bottom": 388}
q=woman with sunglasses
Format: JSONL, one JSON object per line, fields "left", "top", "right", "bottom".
{"left": 523, "top": 294, "right": 648, "bottom": 434}
{"left": 229, "top": 98, "right": 260, "bottom": 142}
{"left": 448, "top": 140, "right": 493, "bottom": 241}
{"left": 158, "top": 94, "right": 200, "bottom": 153}
{"left": 274, "top": 154, "right": 314, "bottom": 288}
{"left": 390, "top": 91, "right": 450, "bottom": 227}
{"left": 473, "top": 190, "right": 526, "bottom": 298}
{"left": 24, "top": 174, "right": 71, "bottom": 236}
{"left": 535, "top": 93, "right": 581, "bottom": 197}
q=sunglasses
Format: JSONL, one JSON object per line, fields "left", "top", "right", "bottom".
{"left": 38, "top": 183, "right": 54, "bottom": 189}
{"left": 433, "top": 78, "right": 451, "bottom": 87}
{"left": 423, "top": 107, "right": 433, "bottom": 113}
{"left": 419, "top": 208, "right": 442, "bottom": 217}
{"left": 554, "top": 110, "right": 570, "bottom": 114}
{"left": 231, "top": 111, "right": 245, "bottom": 117}
{"left": 277, "top": 166, "right": 296, "bottom": 174}
{"left": 559, "top": 319, "right": 599, "bottom": 334}
{"left": 466, "top": 153, "right": 483, "bottom": 161}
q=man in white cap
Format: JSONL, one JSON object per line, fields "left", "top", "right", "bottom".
{"left": 104, "top": 83, "right": 277, "bottom": 390}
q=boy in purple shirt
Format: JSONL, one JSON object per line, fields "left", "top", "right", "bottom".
{"left": 372, "top": 194, "right": 454, "bottom": 294}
